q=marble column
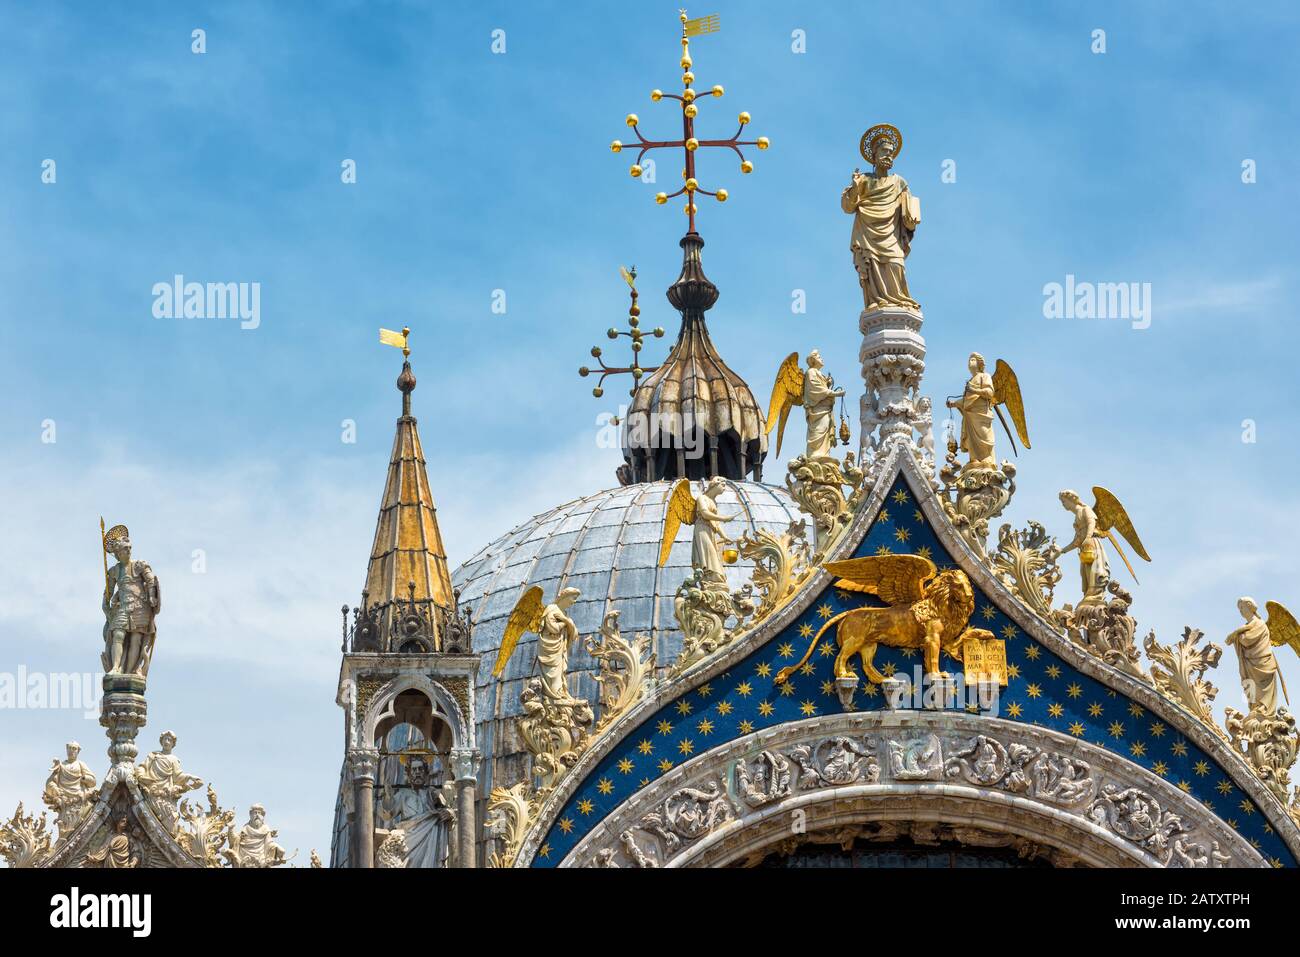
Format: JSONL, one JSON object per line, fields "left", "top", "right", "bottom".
{"left": 348, "top": 750, "right": 378, "bottom": 869}
{"left": 451, "top": 748, "right": 480, "bottom": 869}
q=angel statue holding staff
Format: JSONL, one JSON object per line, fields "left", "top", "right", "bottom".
{"left": 841, "top": 124, "right": 921, "bottom": 311}
{"left": 1056, "top": 487, "right": 1150, "bottom": 605}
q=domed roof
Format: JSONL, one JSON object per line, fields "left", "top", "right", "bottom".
{"left": 450, "top": 479, "right": 805, "bottom": 788}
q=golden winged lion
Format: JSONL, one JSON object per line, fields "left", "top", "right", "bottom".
{"left": 775, "top": 554, "right": 980, "bottom": 685}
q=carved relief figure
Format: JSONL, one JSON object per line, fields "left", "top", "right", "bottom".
{"left": 84, "top": 816, "right": 139, "bottom": 869}
{"left": 841, "top": 124, "right": 920, "bottom": 311}
{"left": 101, "top": 524, "right": 160, "bottom": 676}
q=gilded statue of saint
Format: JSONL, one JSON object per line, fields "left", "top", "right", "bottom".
{"left": 841, "top": 124, "right": 921, "bottom": 312}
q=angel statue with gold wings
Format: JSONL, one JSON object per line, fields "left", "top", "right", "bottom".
{"left": 1226, "top": 598, "right": 1300, "bottom": 713}
{"left": 1056, "top": 487, "right": 1151, "bottom": 605}
{"left": 944, "top": 353, "right": 1030, "bottom": 471}
{"left": 659, "top": 477, "right": 737, "bottom": 585}
{"left": 765, "top": 350, "right": 846, "bottom": 460}
{"left": 492, "top": 585, "right": 584, "bottom": 706}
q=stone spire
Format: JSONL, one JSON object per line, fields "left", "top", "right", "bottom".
{"left": 356, "top": 358, "right": 456, "bottom": 651}
{"left": 620, "top": 233, "right": 767, "bottom": 483}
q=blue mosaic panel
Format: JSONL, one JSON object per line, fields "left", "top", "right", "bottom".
{"left": 531, "top": 474, "right": 1296, "bottom": 868}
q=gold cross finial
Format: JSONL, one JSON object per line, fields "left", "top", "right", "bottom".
{"left": 609, "top": 11, "right": 767, "bottom": 234}
{"left": 578, "top": 266, "right": 666, "bottom": 398}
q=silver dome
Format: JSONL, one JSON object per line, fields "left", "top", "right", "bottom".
{"left": 451, "top": 479, "right": 805, "bottom": 790}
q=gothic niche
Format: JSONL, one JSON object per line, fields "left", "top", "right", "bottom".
{"left": 371, "top": 690, "right": 458, "bottom": 869}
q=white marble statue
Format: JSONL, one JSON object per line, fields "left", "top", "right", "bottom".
{"left": 1225, "top": 598, "right": 1283, "bottom": 713}
{"left": 42, "top": 742, "right": 97, "bottom": 840}
{"left": 223, "top": 804, "right": 289, "bottom": 868}
{"left": 101, "top": 524, "right": 160, "bottom": 676}
{"left": 135, "top": 731, "right": 203, "bottom": 833}
{"left": 377, "top": 757, "right": 454, "bottom": 868}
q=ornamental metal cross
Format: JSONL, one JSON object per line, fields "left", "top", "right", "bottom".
{"left": 579, "top": 266, "right": 665, "bottom": 398}
{"left": 610, "top": 10, "right": 769, "bottom": 234}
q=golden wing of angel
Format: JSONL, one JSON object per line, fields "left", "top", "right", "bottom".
{"left": 1091, "top": 486, "right": 1152, "bottom": 584}
{"left": 1266, "top": 601, "right": 1300, "bottom": 657}
{"left": 619, "top": 264, "right": 636, "bottom": 289}
{"left": 765, "top": 352, "right": 804, "bottom": 458}
{"left": 491, "top": 585, "right": 546, "bottom": 678}
{"left": 658, "top": 478, "right": 697, "bottom": 567}
{"left": 991, "top": 359, "right": 1031, "bottom": 453}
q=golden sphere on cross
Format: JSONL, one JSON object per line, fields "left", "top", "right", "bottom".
{"left": 738, "top": 111, "right": 751, "bottom": 125}
{"left": 757, "top": 136, "right": 770, "bottom": 150}
{"left": 626, "top": 113, "right": 639, "bottom": 127}
{"left": 686, "top": 137, "right": 699, "bottom": 151}
{"left": 716, "top": 189, "right": 728, "bottom": 202}
{"left": 610, "top": 140, "right": 623, "bottom": 153}
{"left": 630, "top": 164, "right": 643, "bottom": 178}
{"left": 741, "top": 160, "right": 754, "bottom": 173}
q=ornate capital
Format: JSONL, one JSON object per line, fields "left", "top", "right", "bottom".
{"left": 347, "top": 749, "right": 379, "bottom": 783}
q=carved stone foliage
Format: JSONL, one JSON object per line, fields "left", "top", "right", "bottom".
{"left": 670, "top": 569, "right": 755, "bottom": 679}
{"left": 176, "top": 785, "right": 235, "bottom": 868}
{"left": 517, "top": 677, "right": 594, "bottom": 793}
{"left": 375, "top": 830, "right": 409, "bottom": 868}
{"left": 0, "top": 803, "right": 53, "bottom": 869}
{"left": 586, "top": 611, "right": 656, "bottom": 734}
{"left": 939, "top": 457, "right": 1016, "bottom": 562}
{"left": 1060, "top": 581, "right": 1148, "bottom": 681}
{"left": 736, "top": 520, "right": 811, "bottom": 624}
{"left": 784, "top": 454, "right": 866, "bottom": 559}
{"left": 486, "top": 782, "right": 534, "bottom": 869}
{"left": 1224, "top": 705, "right": 1299, "bottom": 803}
{"left": 993, "top": 521, "right": 1061, "bottom": 621}
{"left": 560, "top": 714, "right": 1263, "bottom": 869}
{"left": 1144, "top": 627, "right": 1223, "bottom": 733}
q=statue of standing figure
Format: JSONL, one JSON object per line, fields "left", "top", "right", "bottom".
{"left": 841, "top": 124, "right": 921, "bottom": 312}
{"left": 42, "top": 742, "right": 97, "bottom": 840}
{"left": 1225, "top": 598, "right": 1300, "bottom": 713}
{"left": 766, "top": 350, "right": 846, "bottom": 461}
{"left": 377, "top": 756, "right": 455, "bottom": 868}
{"left": 101, "top": 524, "right": 160, "bottom": 676}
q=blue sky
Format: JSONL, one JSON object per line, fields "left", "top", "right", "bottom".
{"left": 2, "top": 0, "right": 1298, "bottom": 860}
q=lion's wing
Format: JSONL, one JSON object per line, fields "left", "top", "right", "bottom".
{"left": 822, "top": 554, "right": 937, "bottom": 605}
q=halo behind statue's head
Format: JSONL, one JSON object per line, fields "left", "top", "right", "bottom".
{"left": 860, "top": 124, "right": 903, "bottom": 164}
{"left": 104, "top": 524, "right": 130, "bottom": 550}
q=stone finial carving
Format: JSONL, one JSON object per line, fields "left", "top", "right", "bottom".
{"left": 519, "top": 677, "right": 594, "bottom": 793}
{"left": 1060, "top": 582, "right": 1149, "bottom": 681}
{"left": 586, "top": 610, "right": 655, "bottom": 733}
{"left": 939, "top": 454, "right": 1016, "bottom": 562}
{"left": 1143, "top": 628, "right": 1223, "bottom": 732}
{"left": 41, "top": 742, "right": 97, "bottom": 842}
{"left": 1224, "top": 705, "right": 1299, "bottom": 804}
{"left": 1, "top": 803, "right": 53, "bottom": 869}
{"left": 222, "top": 804, "right": 291, "bottom": 868}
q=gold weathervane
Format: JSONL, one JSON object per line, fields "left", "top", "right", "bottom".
{"left": 610, "top": 10, "right": 769, "bottom": 233}
{"left": 379, "top": 326, "right": 411, "bottom": 357}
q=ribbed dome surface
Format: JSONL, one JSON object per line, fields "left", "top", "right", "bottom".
{"left": 451, "top": 479, "right": 804, "bottom": 791}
